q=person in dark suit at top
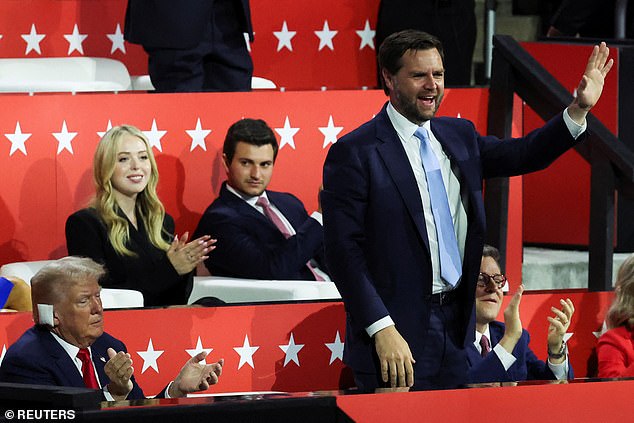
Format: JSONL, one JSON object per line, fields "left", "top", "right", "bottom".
{"left": 467, "top": 245, "right": 574, "bottom": 384}
{"left": 321, "top": 30, "right": 612, "bottom": 392}
{"left": 124, "top": 0, "right": 253, "bottom": 92}
{"left": 376, "top": 0, "right": 477, "bottom": 86}
{"left": 0, "top": 257, "right": 223, "bottom": 401}
{"left": 194, "top": 118, "right": 329, "bottom": 281}
{"left": 66, "top": 125, "right": 215, "bottom": 307}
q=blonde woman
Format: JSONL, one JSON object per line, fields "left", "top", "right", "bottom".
{"left": 597, "top": 253, "right": 634, "bottom": 378}
{"left": 65, "top": 125, "right": 215, "bottom": 306}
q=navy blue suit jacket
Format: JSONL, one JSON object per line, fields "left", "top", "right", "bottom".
{"left": 467, "top": 321, "right": 574, "bottom": 383}
{"left": 124, "top": 0, "right": 252, "bottom": 49}
{"left": 194, "top": 183, "right": 327, "bottom": 280}
{"left": 0, "top": 326, "right": 147, "bottom": 400}
{"left": 322, "top": 103, "right": 581, "bottom": 381}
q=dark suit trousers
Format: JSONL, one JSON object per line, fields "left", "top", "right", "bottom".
{"left": 354, "top": 301, "right": 467, "bottom": 392}
{"left": 145, "top": 0, "right": 253, "bottom": 92}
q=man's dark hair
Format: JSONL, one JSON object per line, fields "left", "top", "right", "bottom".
{"left": 223, "top": 118, "right": 279, "bottom": 163}
{"left": 378, "top": 30, "right": 445, "bottom": 95}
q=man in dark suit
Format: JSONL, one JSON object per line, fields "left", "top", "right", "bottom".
{"left": 321, "top": 30, "right": 612, "bottom": 391}
{"left": 194, "top": 118, "right": 328, "bottom": 281}
{"left": 124, "top": 0, "right": 253, "bottom": 92}
{"left": 0, "top": 257, "right": 223, "bottom": 400}
{"left": 467, "top": 245, "right": 574, "bottom": 383}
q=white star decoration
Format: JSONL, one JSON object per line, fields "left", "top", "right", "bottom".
{"left": 97, "top": 120, "right": 113, "bottom": 139}
{"left": 137, "top": 339, "right": 164, "bottom": 374}
{"left": 318, "top": 115, "right": 343, "bottom": 148}
{"left": 279, "top": 333, "right": 305, "bottom": 367}
{"left": 53, "top": 120, "right": 78, "bottom": 155}
{"left": 563, "top": 332, "right": 574, "bottom": 343}
{"left": 107, "top": 23, "right": 126, "bottom": 54}
{"left": 315, "top": 20, "right": 337, "bottom": 51}
{"left": 356, "top": 20, "right": 376, "bottom": 50}
{"left": 0, "top": 345, "right": 6, "bottom": 366}
{"left": 593, "top": 321, "right": 607, "bottom": 339}
{"left": 64, "top": 24, "right": 88, "bottom": 55}
{"left": 325, "top": 331, "right": 344, "bottom": 365}
{"left": 21, "top": 24, "right": 46, "bottom": 55}
{"left": 273, "top": 21, "right": 296, "bottom": 52}
{"left": 185, "top": 336, "right": 214, "bottom": 364}
{"left": 275, "top": 116, "right": 300, "bottom": 150}
{"left": 4, "top": 122, "right": 31, "bottom": 156}
{"left": 143, "top": 119, "right": 167, "bottom": 152}
{"left": 233, "top": 335, "right": 259, "bottom": 370}
{"left": 186, "top": 118, "right": 211, "bottom": 152}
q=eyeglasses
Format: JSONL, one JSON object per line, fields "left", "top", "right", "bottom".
{"left": 477, "top": 272, "right": 507, "bottom": 289}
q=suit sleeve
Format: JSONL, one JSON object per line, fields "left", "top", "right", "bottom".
{"left": 597, "top": 328, "right": 634, "bottom": 378}
{"left": 196, "top": 202, "right": 324, "bottom": 280}
{"left": 322, "top": 139, "right": 390, "bottom": 329}
{"left": 467, "top": 345, "right": 514, "bottom": 383}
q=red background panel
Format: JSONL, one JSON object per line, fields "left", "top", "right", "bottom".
{"left": 521, "top": 42, "right": 619, "bottom": 247}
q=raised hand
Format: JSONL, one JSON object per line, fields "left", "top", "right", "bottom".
{"left": 547, "top": 298, "right": 575, "bottom": 362}
{"left": 167, "top": 232, "right": 216, "bottom": 275}
{"left": 104, "top": 347, "right": 134, "bottom": 400}
{"left": 169, "top": 352, "right": 224, "bottom": 398}
{"left": 498, "top": 284, "right": 524, "bottom": 353}
{"left": 569, "top": 42, "right": 614, "bottom": 123}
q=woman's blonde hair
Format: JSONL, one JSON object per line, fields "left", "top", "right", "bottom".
{"left": 92, "top": 124, "right": 170, "bottom": 256}
{"left": 606, "top": 253, "right": 634, "bottom": 329}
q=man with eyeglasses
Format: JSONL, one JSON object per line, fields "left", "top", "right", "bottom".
{"left": 467, "top": 245, "right": 575, "bottom": 383}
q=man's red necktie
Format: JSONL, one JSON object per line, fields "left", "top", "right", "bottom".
{"left": 77, "top": 348, "right": 99, "bottom": 389}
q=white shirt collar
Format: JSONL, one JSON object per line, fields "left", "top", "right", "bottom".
{"left": 226, "top": 183, "right": 269, "bottom": 208}
{"left": 386, "top": 102, "right": 432, "bottom": 142}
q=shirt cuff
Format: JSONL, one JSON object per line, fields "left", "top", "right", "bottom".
{"left": 493, "top": 343, "right": 517, "bottom": 371}
{"left": 102, "top": 386, "right": 115, "bottom": 401}
{"left": 563, "top": 107, "right": 587, "bottom": 139}
{"left": 366, "top": 316, "right": 395, "bottom": 338}
{"left": 547, "top": 355, "right": 570, "bottom": 380}
{"left": 164, "top": 381, "right": 174, "bottom": 398}
{"left": 310, "top": 211, "right": 323, "bottom": 225}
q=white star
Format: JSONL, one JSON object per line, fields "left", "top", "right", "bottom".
{"left": 4, "top": 122, "right": 32, "bottom": 156}
{"left": 315, "top": 20, "right": 337, "bottom": 51}
{"left": 233, "top": 334, "right": 259, "bottom": 370}
{"left": 274, "top": 116, "right": 299, "bottom": 150}
{"left": 279, "top": 333, "right": 305, "bottom": 367}
{"left": 318, "top": 115, "right": 344, "bottom": 148}
{"left": 107, "top": 23, "right": 126, "bottom": 54}
{"left": 563, "top": 332, "right": 574, "bottom": 343}
{"left": 356, "top": 20, "right": 376, "bottom": 50}
{"left": 143, "top": 119, "right": 167, "bottom": 152}
{"left": 0, "top": 345, "right": 6, "bottom": 366}
{"left": 185, "top": 336, "right": 213, "bottom": 364}
{"left": 53, "top": 120, "right": 78, "bottom": 155}
{"left": 137, "top": 339, "right": 164, "bottom": 374}
{"left": 97, "top": 120, "right": 113, "bottom": 139}
{"left": 185, "top": 118, "right": 211, "bottom": 152}
{"left": 273, "top": 21, "right": 296, "bottom": 52}
{"left": 21, "top": 24, "right": 46, "bottom": 55}
{"left": 325, "top": 331, "right": 344, "bottom": 365}
{"left": 64, "top": 24, "right": 88, "bottom": 55}
{"left": 593, "top": 321, "right": 608, "bottom": 339}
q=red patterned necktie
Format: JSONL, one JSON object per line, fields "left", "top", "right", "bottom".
{"left": 480, "top": 334, "right": 491, "bottom": 358}
{"left": 77, "top": 348, "right": 99, "bottom": 389}
{"left": 256, "top": 196, "right": 325, "bottom": 281}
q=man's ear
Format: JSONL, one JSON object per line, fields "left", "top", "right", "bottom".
{"left": 222, "top": 153, "right": 230, "bottom": 173}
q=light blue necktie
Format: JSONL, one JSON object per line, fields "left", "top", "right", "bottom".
{"left": 414, "top": 126, "right": 462, "bottom": 286}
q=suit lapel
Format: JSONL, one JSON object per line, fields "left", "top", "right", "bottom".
{"left": 375, "top": 110, "right": 430, "bottom": 254}
{"left": 39, "top": 330, "right": 86, "bottom": 388}
{"left": 219, "top": 184, "right": 280, "bottom": 232}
